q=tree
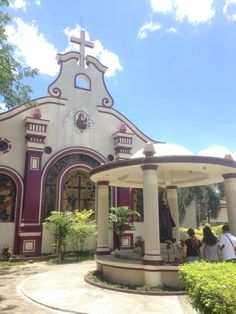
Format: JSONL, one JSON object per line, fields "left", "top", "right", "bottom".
{"left": 178, "top": 183, "right": 224, "bottom": 226}
{"left": 0, "top": 0, "right": 38, "bottom": 109}
{"left": 44, "top": 211, "right": 72, "bottom": 263}
{"left": 108, "top": 206, "right": 140, "bottom": 250}
{"left": 68, "top": 209, "right": 96, "bottom": 256}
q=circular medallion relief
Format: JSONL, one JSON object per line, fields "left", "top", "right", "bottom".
{"left": 74, "top": 110, "right": 94, "bottom": 132}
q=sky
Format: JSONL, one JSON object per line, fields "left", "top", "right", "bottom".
{"left": 2, "top": 0, "right": 236, "bottom": 158}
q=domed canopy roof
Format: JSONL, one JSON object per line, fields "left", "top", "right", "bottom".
{"left": 90, "top": 142, "right": 236, "bottom": 188}
{"left": 132, "top": 143, "right": 193, "bottom": 158}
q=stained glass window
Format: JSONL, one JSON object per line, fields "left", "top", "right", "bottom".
{"left": 63, "top": 170, "right": 95, "bottom": 211}
{"left": 0, "top": 174, "right": 16, "bottom": 222}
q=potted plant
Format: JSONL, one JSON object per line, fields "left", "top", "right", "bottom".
{"left": 108, "top": 206, "right": 140, "bottom": 250}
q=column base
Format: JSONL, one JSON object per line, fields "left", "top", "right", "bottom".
{"left": 143, "top": 254, "right": 163, "bottom": 265}
{"left": 96, "top": 247, "right": 111, "bottom": 255}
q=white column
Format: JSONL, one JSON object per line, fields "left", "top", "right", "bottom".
{"left": 141, "top": 164, "right": 162, "bottom": 265}
{"left": 167, "top": 186, "right": 180, "bottom": 243}
{"left": 223, "top": 174, "right": 236, "bottom": 236}
{"left": 96, "top": 181, "right": 110, "bottom": 255}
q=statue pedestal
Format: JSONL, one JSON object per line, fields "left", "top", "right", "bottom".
{"left": 120, "top": 231, "right": 134, "bottom": 250}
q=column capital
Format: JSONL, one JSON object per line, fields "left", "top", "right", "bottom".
{"left": 141, "top": 164, "right": 158, "bottom": 171}
{"left": 166, "top": 185, "right": 178, "bottom": 190}
{"left": 97, "top": 180, "right": 109, "bottom": 186}
{"left": 223, "top": 173, "right": 236, "bottom": 180}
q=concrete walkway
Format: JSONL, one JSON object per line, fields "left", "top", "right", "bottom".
{"left": 18, "top": 260, "right": 197, "bottom": 314}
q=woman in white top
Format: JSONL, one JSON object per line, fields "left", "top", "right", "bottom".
{"left": 202, "top": 226, "right": 219, "bottom": 262}
{"left": 218, "top": 224, "right": 236, "bottom": 262}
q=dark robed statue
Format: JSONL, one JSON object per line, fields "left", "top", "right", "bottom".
{"left": 159, "top": 191, "right": 176, "bottom": 243}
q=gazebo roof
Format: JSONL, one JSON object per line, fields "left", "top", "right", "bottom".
{"left": 90, "top": 154, "right": 236, "bottom": 188}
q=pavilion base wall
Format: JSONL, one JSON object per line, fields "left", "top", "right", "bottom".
{"left": 96, "top": 256, "right": 185, "bottom": 288}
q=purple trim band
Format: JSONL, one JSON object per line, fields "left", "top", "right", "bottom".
{"left": 143, "top": 259, "right": 163, "bottom": 266}
{"left": 96, "top": 262, "right": 179, "bottom": 272}
{"left": 96, "top": 250, "right": 111, "bottom": 256}
{"left": 0, "top": 98, "right": 66, "bottom": 122}
{"left": 223, "top": 173, "right": 236, "bottom": 179}
{"left": 98, "top": 106, "right": 160, "bottom": 144}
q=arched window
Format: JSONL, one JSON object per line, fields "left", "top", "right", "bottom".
{"left": 0, "top": 174, "right": 16, "bottom": 222}
{"left": 75, "top": 73, "right": 91, "bottom": 90}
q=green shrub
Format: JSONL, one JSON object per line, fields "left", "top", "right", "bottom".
{"left": 179, "top": 262, "right": 236, "bottom": 314}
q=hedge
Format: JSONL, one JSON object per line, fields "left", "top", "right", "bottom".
{"left": 179, "top": 262, "right": 236, "bottom": 314}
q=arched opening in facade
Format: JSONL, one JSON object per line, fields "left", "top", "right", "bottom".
{"left": 0, "top": 173, "right": 16, "bottom": 222}
{"left": 43, "top": 153, "right": 100, "bottom": 218}
{"left": 75, "top": 73, "right": 91, "bottom": 90}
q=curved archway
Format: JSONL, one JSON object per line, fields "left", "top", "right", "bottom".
{"left": 0, "top": 167, "right": 23, "bottom": 223}
{"left": 0, "top": 166, "right": 24, "bottom": 254}
{"left": 40, "top": 147, "right": 107, "bottom": 220}
{"left": 0, "top": 174, "right": 16, "bottom": 222}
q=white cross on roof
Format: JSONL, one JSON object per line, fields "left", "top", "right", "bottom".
{"left": 70, "top": 29, "right": 94, "bottom": 68}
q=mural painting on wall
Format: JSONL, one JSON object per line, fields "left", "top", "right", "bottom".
{"left": 0, "top": 174, "right": 16, "bottom": 222}
{"left": 63, "top": 170, "right": 95, "bottom": 211}
{"left": 131, "top": 188, "right": 144, "bottom": 221}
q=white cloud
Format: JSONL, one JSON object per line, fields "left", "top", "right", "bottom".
{"left": 137, "top": 21, "right": 162, "bottom": 39}
{"left": 150, "top": 0, "right": 215, "bottom": 25}
{"left": 4, "top": 21, "right": 122, "bottom": 79}
{"left": 151, "top": 0, "right": 173, "bottom": 13}
{"left": 176, "top": 0, "right": 215, "bottom": 24}
{"left": 223, "top": 0, "right": 236, "bottom": 21}
{"left": 9, "top": 0, "right": 40, "bottom": 10}
{"left": 0, "top": 103, "right": 7, "bottom": 113}
{"left": 166, "top": 27, "right": 177, "bottom": 33}
{"left": 64, "top": 25, "right": 123, "bottom": 78}
{"left": 6, "top": 18, "right": 58, "bottom": 76}
{"left": 198, "top": 145, "right": 234, "bottom": 159}
{"left": 9, "top": 0, "right": 28, "bottom": 10}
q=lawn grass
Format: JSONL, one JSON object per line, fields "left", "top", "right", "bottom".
{"left": 0, "top": 252, "right": 94, "bottom": 267}
{"left": 0, "top": 261, "right": 26, "bottom": 266}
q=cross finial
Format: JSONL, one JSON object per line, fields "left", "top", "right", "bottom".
{"left": 70, "top": 29, "right": 94, "bottom": 68}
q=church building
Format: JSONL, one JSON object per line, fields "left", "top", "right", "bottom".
{"left": 0, "top": 30, "right": 159, "bottom": 256}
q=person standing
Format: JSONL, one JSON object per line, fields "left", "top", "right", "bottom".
{"left": 202, "top": 226, "right": 219, "bottom": 262}
{"left": 218, "top": 224, "right": 236, "bottom": 262}
{"left": 184, "top": 228, "right": 202, "bottom": 262}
